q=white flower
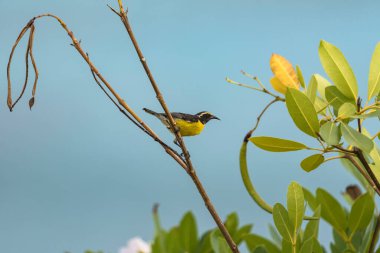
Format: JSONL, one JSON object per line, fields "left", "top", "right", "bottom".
{"left": 119, "top": 237, "right": 151, "bottom": 253}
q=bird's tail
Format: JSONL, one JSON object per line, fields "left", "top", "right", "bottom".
{"left": 143, "top": 108, "right": 159, "bottom": 116}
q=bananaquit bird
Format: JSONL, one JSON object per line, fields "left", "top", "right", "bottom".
{"left": 143, "top": 108, "right": 220, "bottom": 137}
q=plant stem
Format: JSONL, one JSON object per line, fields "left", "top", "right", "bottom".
{"left": 344, "top": 155, "right": 380, "bottom": 196}
{"left": 115, "top": 2, "right": 239, "bottom": 252}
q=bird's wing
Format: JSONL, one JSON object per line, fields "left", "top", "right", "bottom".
{"left": 171, "top": 112, "right": 199, "bottom": 122}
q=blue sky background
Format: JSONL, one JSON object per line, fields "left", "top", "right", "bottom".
{"left": 1, "top": 0, "right": 380, "bottom": 252}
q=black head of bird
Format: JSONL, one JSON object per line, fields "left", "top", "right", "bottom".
{"left": 196, "top": 111, "right": 220, "bottom": 124}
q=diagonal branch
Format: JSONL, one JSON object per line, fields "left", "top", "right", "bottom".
{"left": 113, "top": 1, "right": 240, "bottom": 252}
{"left": 343, "top": 154, "right": 380, "bottom": 196}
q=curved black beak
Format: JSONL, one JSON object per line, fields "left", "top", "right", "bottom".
{"left": 212, "top": 115, "right": 220, "bottom": 120}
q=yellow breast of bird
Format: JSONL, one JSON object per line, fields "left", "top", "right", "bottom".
{"left": 174, "top": 119, "right": 205, "bottom": 136}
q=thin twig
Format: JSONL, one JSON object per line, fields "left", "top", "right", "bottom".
{"left": 88, "top": 57, "right": 182, "bottom": 159}
{"left": 7, "top": 14, "right": 187, "bottom": 172}
{"left": 355, "top": 149, "right": 380, "bottom": 195}
{"left": 29, "top": 25, "right": 39, "bottom": 106}
{"left": 244, "top": 98, "right": 282, "bottom": 142}
{"left": 344, "top": 155, "right": 380, "bottom": 196}
{"left": 7, "top": 18, "right": 36, "bottom": 110}
{"left": 11, "top": 26, "right": 32, "bottom": 109}
{"left": 113, "top": 2, "right": 240, "bottom": 251}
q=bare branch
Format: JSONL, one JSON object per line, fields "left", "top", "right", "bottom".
{"left": 114, "top": 1, "right": 240, "bottom": 251}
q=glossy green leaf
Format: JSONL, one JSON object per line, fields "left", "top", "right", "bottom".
{"left": 244, "top": 234, "right": 281, "bottom": 253}
{"left": 338, "top": 103, "right": 357, "bottom": 119}
{"left": 195, "top": 230, "right": 212, "bottom": 253}
{"left": 301, "top": 154, "right": 324, "bottom": 172}
{"left": 166, "top": 227, "right": 182, "bottom": 253}
{"left": 315, "top": 74, "right": 331, "bottom": 100}
{"left": 210, "top": 230, "right": 231, "bottom": 253}
{"left": 312, "top": 239, "right": 324, "bottom": 253}
{"left": 316, "top": 188, "right": 348, "bottom": 235}
{"left": 273, "top": 203, "right": 294, "bottom": 243}
{"left": 303, "top": 206, "right": 321, "bottom": 241}
{"left": 296, "top": 65, "right": 305, "bottom": 88}
{"left": 285, "top": 88, "right": 320, "bottom": 137}
{"left": 224, "top": 212, "right": 239, "bottom": 237}
{"left": 368, "top": 42, "right": 380, "bottom": 100}
{"left": 348, "top": 193, "right": 375, "bottom": 235}
{"left": 340, "top": 123, "right": 374, "bottom": 154}
{"left": 268, "top": 224, "right": 282, "bottom": 246}
{"left": 352, "top": 109, "right": 380, "bottom": 119}
{"left": 306, "top": 75, "right": 318, "bottom": 104}
{"left": 235, "top": 224, "right": 253, "bottom": 244}
{"left": 249, "top": 136, "right": 307, "bottom": 152}
{"left": 319, "top": 40, "right": 358, "bottom": 100}
{"left": 369, "top": 152, "right": 380, "bottom": 182}
{"left": 325, "top": 86, "right": 353, "bottom": 114}
{"left": 319, "top": 121, "right": 341, "bottom": 146}
{"left": 179, "top": 212, "right": 198, "bottom": 252}
{"left": 281, "top": 240, "right": 293, "bottom": 253}
{"left": 314, "top": 96, "right": 328, "bottom": 115}
{"left": 252, "top": 246, "right": 268, "bottom": 253}
{"left": 300, "top": 238, "right": 314, "bottom": 253}
{"left": 359, "top": 217, "right": 378, "bottom": 253}
{"left": 287, "top": 181, "right": 305, "bottom": 238}
{"left": 302, "top": 187, "right": 319, "bottom": 211}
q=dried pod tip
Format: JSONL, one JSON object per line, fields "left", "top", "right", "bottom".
{"left": 29, "top": 97, "right": 35, "bottom": 110}
{"left": 345, "top": 184, "right": 362, "bottom": 201}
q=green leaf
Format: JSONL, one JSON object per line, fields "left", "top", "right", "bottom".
{"left": 303, "top": 206, "right": 321, "bottom": 241}
{"left": 195, "top": 230, "right": 212, "bottom": 253}
{"left": 325, "top": 86, "right": 353, "bottom": 113}
{"left": 314, "top": 96, "right": 328, "bottom": 115}
{"left": 287, "top": 181, "right": 305, "bottom": 238}
{"left": 210, "top": 230, "right": 231, "bottom": 253}
{"left": 352, "top": 109, "right": 380, "bottom": 119}
{"left": 315, "top": 74, "right": 331, "bottom": 100}
{"left": 340, "top": 123, "right": 374, "bottom": 154}
{"left": 268, "top": 224, "right": 282, "bottom": 246}
{"left": 338, "top": 103, "right": 357, "bottom": 119}
{"left": 252, "top": 246, "right": 268, "bottom": 253}
{"left": 306, "top": 75, "right": 318, "bottom": 104}
{"left": 281, "top": 240, "right": 293, "bottom": 253}
{"left": 368, "top": 42, "right": 380, "bottom": 100}
{"left": 319, "top": 40, "right": 358, "bottom": 100}
{"left": 285, "top": 88, "right": 320, "bottom": 137}
{"left": 244, "top": 234, "right": 281, "bottom": 253}
{"left": 301, "top": 154, "right": 324, "bottom": 172}
{"left": 300, "top": 238, "right": 314, "bottom": 253}
{"left": 319, "top": 121, "right": 341, "bottom": 146}
{"left": 348, "top": 193, "right": 375, "bottom": 235}
{"left": 166, "top": 227, "right": 182, "bottom": 253}
{"left": 273, "top": 203, "right": 294, "bottom": 243}
{"left": 179, "top": 212, "right": 198, "bottom": 252}
{"left": 235, "top": 224, "right": 253, "bottom": 244}
{"left": 316, "top": 188, "right": 348, "bottom": 236}
{"left": 224, "top": 212, "right": 239, "bottom": 237}
{"left": 359, "top": 217, "right": 379, "bottom": 253}
{"left": 296, "top": 65, "right": 306, "bottom": 88}
{"left": 249, "top": 136, "right": 307, "bottom": 152}
{"left": 302, "top": 187, "right": 319, "bottom": 211}
{"left": 312, "top": 239, "right": 324, "bottom": 253}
